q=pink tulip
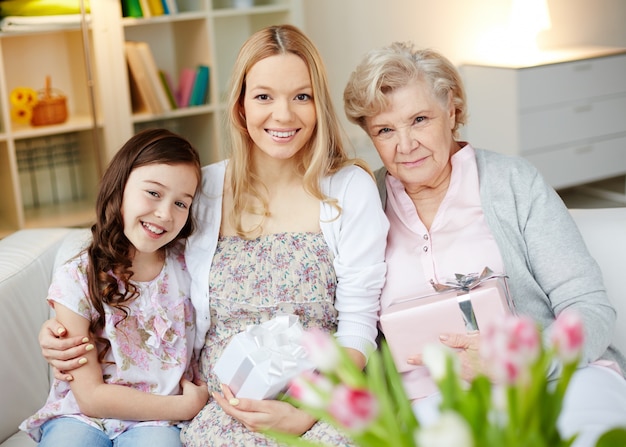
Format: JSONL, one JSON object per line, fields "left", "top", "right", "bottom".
{"left": 481, "top": 315, "right": 541, "bottom": 384}
{"left": 550, "top": 310, "right": 584, "bottom": 363}
{"left": 300, "top": 328, "right": 341, "bottom": 373}
{"left": 327, "top": 384, "right": 379, "bottom": 432}
{"left": 286, "top": 370, "right": 333, "bottom": 409}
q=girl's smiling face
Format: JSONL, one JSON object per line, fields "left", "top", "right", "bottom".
{"left": 121, "top": 162, "right": 197, "bottom": 259}
{"left": 243, "top": 53, "right": 317, "bottom": 163}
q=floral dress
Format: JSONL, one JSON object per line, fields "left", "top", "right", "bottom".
{"left": 180, "top": 232, "right": 355, "bottom": 446}
{"left": 20, "top": 247, "right": 195, "bottom": 442}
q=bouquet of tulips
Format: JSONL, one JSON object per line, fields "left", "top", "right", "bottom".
{"left": 268, "top": 312, "right": 626, "bottom": 447}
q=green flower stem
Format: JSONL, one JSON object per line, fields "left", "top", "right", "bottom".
{"left": 365, "top": 347, "right": 415, "bottom": 447}
{"left": 380, "top": 342, "right": 419, "bottom": 435}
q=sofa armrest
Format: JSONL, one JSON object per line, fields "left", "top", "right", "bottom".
{"left": 0, "top": 228, "right": 86, "bottom": 445}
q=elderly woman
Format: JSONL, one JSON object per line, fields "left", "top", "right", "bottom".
{"left": 343, "top": 42, "right": 626, "bottom": 446}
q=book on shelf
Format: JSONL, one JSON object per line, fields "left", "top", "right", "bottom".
{"left": 122, "top": 0, "right": 177, "bottom": 17}
{"left": 189, "top": 65, "right": 210, "bottom": 106}
{"left": 134, "top": 41, "right": 173, "bottom": 112}
{"left": 125, "top": 41, "right": 173, "bottom": 114}
{"left": 121, "top": 0, "right": 143, "bottom": 17}
{"left": 177, "top": 67, "right": 196, "bottom": 108}
{"left": 158, "top": 70, "right": 178, "bottom": 110}
{"left": 125, "top": 41, "right": 160, "bottom": 113}
{"left": 161, "top": 0, "right": 179, "bottom": 14}
{"left": 147, "top": 0, "right": 165, "bottom": 16}
{"left": 137, "top": 0, "right": 152, "bottom": 17}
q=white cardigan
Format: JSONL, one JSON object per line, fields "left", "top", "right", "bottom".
{"left": 186, "top": 160, "right": 389, "bottom": 357}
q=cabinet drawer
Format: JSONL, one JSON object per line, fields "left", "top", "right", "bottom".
{"left": 525, "top": 135, "right": 626, "bottom": 189}
{"left": 518, "top": 54, "right": 626, "bottom": 110}
{"left": 520, "top": 95, "right": 626, "bottom": 152}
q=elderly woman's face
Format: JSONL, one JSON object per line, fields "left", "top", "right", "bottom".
{"left": 365, "top": 78, "right": 457, "bottom": 194}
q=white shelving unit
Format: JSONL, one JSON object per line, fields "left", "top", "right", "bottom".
{"left": 92, "top": 0, "right": 303, "bottom": 165}
{"left": 0, "top": 20, "right": 102, "bottom": 238}
{"left": 0, "top": 0, "right": 303, "bottom": 238}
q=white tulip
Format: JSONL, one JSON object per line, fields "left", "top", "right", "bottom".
{"left": 415, "top": 411, "right": 474, "bottom": 447}
{"left": 421, "top": 344, "right": 458, "bottom": 381}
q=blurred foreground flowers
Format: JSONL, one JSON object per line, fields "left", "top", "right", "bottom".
{"left": 268, "top": 312, "right": 626, "bottom": 447}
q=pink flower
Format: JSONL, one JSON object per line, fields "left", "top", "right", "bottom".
{"left": 327, "top": 384, "right": 379, "bottom": 432}
{"left": 550, "top": 310, "right": 584, "bottom": 363}
{"left": 300, "top": 328, "right": 340, "bottom": 373}
{"left": 286, "top": 370, "right": 333, "bottom": 409}
{"left": 481, "top": 315, "right": 541, "bottom": 384}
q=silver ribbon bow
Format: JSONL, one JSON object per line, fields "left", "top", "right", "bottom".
{"left": 429, "top": 267, "right": 505, "bottom": 332}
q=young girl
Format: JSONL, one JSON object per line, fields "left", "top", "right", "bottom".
{"left": 20, "top": 128, "right": 207, "bottom": 446}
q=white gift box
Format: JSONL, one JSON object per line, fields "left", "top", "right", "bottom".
{"left": 214, "top": 314, "right": 314, "bottom": 400}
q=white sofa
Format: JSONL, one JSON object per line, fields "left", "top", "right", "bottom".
{"left": 1, "top": 208, "right": 626, "bottom": 446}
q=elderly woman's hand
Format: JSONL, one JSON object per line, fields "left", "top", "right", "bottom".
{"left": 408, "top": 331, "right": 484, "bottom": 382}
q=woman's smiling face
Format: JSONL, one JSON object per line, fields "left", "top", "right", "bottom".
{"left": 243, "top": 53, "right": 317, "bottom": 162}
{"left": 365, "top": 78, "right": 457, "bottom": 195}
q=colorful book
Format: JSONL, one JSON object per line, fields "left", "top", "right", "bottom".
{"left": 165, "top": 0, "right": 178, "bottom": 14}
{"left": 138, "top": 0, "right": 152, "bottom": 17}
{"left": 147, "top": 0, "right": 165, "bottom": 16}
{"left": 122, "top": 0, "right": 143, "bottom": 17}
{"left": 177, "top": 67, "right": 196, "bottom": 108}
{"left": 159, "top": 70, "right": 178, "bottom": 109}
{"left": 125, "top": 41, "right": 161, "bottom": 113}
{"left": 189, "top": 65, "right": 210, "bottom": 106}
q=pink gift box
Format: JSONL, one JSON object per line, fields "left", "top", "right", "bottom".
{"left": 214, "top": 314, "right": 314, "bottom": 400}
{"left": 380, "top": 272, "right": 513, "bottom": 373}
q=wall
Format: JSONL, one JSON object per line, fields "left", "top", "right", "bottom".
{"left": 301, "top": 0, "right": 626, "bottom": 169}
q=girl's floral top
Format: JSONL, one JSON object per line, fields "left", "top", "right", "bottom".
{"left": 20, "top": 245, "right": 195, "bottom": 441}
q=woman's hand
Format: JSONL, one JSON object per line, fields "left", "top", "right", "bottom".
{"left": 439, "top": 332, "right": 483, "bottom": 381}
{"left": 212, "top": 384, "right": 316, "bottom": 434}
{"left": 39, "top": 318, "right": 93, "bottom": 381}
{"left": 407, "top": 332, "right": 484, "bottom": 382}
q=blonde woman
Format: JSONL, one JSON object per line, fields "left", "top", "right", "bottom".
{"left": 40, "top": 25, "right": 389, "bottom": 446}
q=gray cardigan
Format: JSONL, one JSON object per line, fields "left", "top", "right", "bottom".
{"left": 376, "top": 148, "right": 625, "bottom": 372}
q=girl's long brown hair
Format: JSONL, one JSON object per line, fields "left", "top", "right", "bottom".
{"left": 86, "top": 128, "right": 201, "bottom": 362}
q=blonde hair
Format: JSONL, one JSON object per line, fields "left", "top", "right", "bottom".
{"left": 225, "top": 24, "right": 370, "bottom": 238}
{"left": 344, "top": 42, "right": 467, "bottom": 139}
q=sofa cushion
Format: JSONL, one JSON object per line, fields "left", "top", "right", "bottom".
{"left": 569, "top": 208, "right": 626, "bottom": 355}
{"left": 0, "top": 228, "right": 77, "bottom": 445}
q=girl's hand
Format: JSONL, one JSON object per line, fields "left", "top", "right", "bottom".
{"left": 179, "top": 378, "right": 209, "bottom": 420}
{"left": 212, "top": 384, "right": 316, "bottom": 434}
{"left": 39, "top": 318, "right": 93, "bottom": 381}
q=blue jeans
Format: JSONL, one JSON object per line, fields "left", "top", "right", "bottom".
{"left": 39, "top": 417, "right": 182, "bottom": 447}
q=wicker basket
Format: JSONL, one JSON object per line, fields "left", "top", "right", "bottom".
{"left": 31, "top": 76, "right": 68, "bottom": 126}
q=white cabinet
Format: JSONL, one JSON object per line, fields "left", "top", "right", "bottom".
{"left": 460, "top": 47, "right": 626, "bottom": 190}
{"left": 0, "top": 0, "right": 303, "bottom": 238}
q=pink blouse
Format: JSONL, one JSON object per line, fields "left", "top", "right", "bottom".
{"left": 380, "top": 144, "right": 505, "bottom": 400}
